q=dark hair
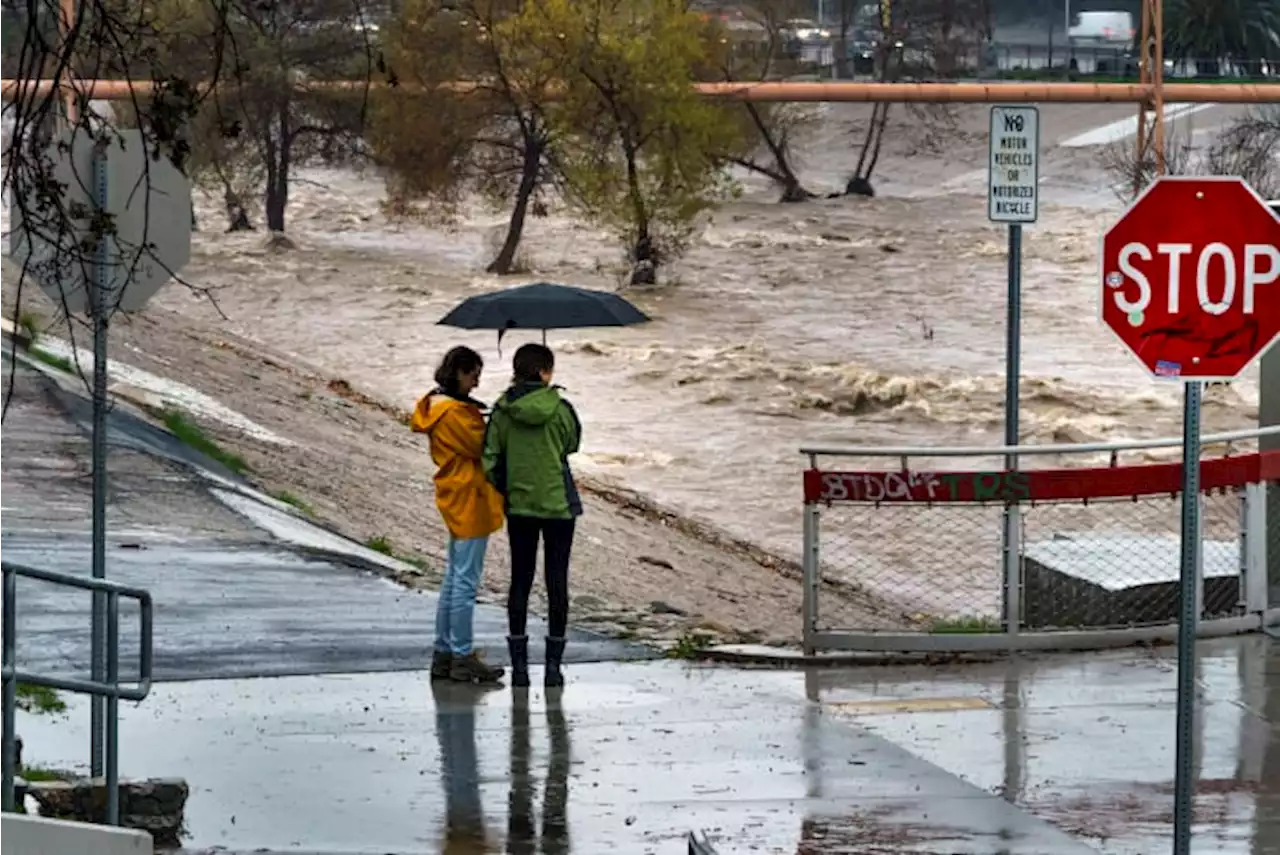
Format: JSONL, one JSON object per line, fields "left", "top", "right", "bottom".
{"left": 512, "top": 343, "right": 555, "bottom": 383}
{"left": 434, "top": 346, "right": 484, "bottom": 398}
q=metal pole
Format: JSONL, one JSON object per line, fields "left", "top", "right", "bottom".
{"left": 802, "top": 505, "right": 818, "bottom": 656}
{"left": 2, "top": 566, "right": 17, "bottom": 812}
{"left": 1001, "top": 224, "right": 1023, "bottom": 634}
{"left": 1172, "top": 380, "right": 1202, "bottom": 855}
{"left": 89, "top": 139, "right": 111, "bottom": 779}
{"left": 105, "top": 591, "right": 119, "bottom": 825}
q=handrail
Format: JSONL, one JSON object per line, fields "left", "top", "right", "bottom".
{"left": 1, "top": 561, "right": 154, "bottom": 826}
{"left": 801, "top": 423, "right": 1280, "bottom": 461}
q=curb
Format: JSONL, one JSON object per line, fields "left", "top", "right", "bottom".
{"left": 701, "top": 644, "right": 1001, "bottom": 668}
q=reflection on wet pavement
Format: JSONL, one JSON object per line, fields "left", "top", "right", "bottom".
{"left": 813, "top": 636, "right": 1280, "bottom": 855}
{"left": 13, "top": 639, "right": 1278, "bottom": 854}
{"left": 16, "top": 661, "right": 1097, "bottom": 854}
{"left": 432, "top": 683, "right": 571, "bottom": 855}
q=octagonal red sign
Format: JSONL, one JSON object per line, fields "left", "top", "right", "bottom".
{"left": 1100, "top": 176, "right": 1280, "bottom": 380}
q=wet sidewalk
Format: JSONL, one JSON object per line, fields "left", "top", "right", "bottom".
{"left": 809, "top": 636, "right": 1280, "bottom": 855}
{"left": 1, "top": 354, "right": 644, "bottom": 679}
{"left": 16, "top": 659, "right": 1102, "bottom": 855}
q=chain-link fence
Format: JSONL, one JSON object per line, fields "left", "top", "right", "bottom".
{"left": 766, "top": 37, "right": 1278, "bottom": 81}
{"left": 816, "top": 491, "right": 1242, "bottom": 633}
{"left": 802, "top": 439, "right": 1279, "bottom": 651}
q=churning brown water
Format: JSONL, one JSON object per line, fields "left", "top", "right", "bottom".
{"left": 116, "top": 102, "right": 1262, "bottom": 570}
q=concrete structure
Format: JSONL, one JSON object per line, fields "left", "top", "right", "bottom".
{"left": 1, "top": 813, "right": 151, "bottom": 854}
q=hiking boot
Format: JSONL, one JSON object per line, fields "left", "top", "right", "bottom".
{"left": 507, "top": 635, "right": 531, "bottom": 688}
{"left": 449, "top": 651, "right": 505, "bottom": 684}
{"left": 544, "top": 636, "right": 566, "bottom": 688}
{"left": 430, "top": 649, "right": 452, "bottom": 681}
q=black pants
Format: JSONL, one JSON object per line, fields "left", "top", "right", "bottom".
{"left": 507, "top": 515, "right": 576, "bottom": 639}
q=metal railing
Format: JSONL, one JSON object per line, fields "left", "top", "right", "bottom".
{"left": 1, "top": 561, "right": 154, "bottom": 824}
{"left": 800, "top": 425, "right": 1280, "bottom": 655}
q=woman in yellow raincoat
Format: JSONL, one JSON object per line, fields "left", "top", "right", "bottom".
{"left": 412, "top": 346, "right": 506, "bottom": 684}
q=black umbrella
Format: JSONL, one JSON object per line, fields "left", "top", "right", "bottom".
{"left": 438, "top": 282, "right": 649, "bottom": 345}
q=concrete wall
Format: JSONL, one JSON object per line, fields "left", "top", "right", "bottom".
{"left": 1, "top": 814, "right": 152, "bottom": 854}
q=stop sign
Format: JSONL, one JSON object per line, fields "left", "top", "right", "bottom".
{"left": 1100, "top": 176, "right": 1280, "bottom": 380}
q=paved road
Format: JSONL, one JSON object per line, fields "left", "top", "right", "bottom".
{"left": 2, "top": 356, "right": 647, "bottom": 682}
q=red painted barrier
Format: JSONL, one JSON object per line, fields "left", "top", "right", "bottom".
{"left": 803, "top": 450, "right": 1280, "bottom": 504}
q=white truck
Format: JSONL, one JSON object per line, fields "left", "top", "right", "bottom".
{"left": 1067, "top": 11, "right": 1135, "bottom": 47}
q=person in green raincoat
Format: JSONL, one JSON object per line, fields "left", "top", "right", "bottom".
{"left": 483, "top": 343, "right": 582, "bottom": 689}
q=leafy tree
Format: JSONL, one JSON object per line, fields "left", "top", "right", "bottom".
{"left": 513, "top": 0, "right": 746, "bottom": 285}
{"left": 705, "top": 0, "right": 818, "bottom": 203}
{"left": 147, "top": 0, "right": 379, "bottom": 234}
{"left": 1165, "top": 0, "right": 1280, "bottom": 77}
{"left": 372, "top": 0, "right": 559, "bottom": 274}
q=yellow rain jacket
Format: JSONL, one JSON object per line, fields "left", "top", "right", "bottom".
{"left": 411, "top": 392, "right": 505, "bottom": 540}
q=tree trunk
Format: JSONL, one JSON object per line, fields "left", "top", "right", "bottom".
{"left": 744, "top": 103, "right": 810, "bottom": 202}
{"left": 622, "top": 138, "right": 655, "bottom": 286}
{"left": 264, "top": 106, "right": 291, "bottom": 233}
{"left": 630, "top": 224, "right": 656, "bottom": 286}
{"left": 487, "top": 141, "right": 541, "bottom": 275}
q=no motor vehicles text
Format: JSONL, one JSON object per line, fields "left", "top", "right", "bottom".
{"left": 1110, "top": 241, "right": 1280, "bottom": 316}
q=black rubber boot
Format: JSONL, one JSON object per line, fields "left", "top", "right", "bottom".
{"left": 544, "top": 636, "right": 566, "bottom": 688}
{"left": 507, "top": 635, "right": 531, "bottom": 688}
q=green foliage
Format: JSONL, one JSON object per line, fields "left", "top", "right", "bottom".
{"left": 17, "top": 310, "right": 41, "bottom": 343}
{"left": 372, "top": 0, "right": 559, "bottom": 272}
{"left": 29, "top": 347, "right": 74, "bottom": 374}
{"left": 1165, "top": 0, "right": 1280, "bottom": 72}
{"left": 16, "top": 683, "right": 67, "bottom": 715}
{"left": 161, "top": 410, "right": 251, "bottom": 475}
{"left": 272, "top": 490, "right": 315, "bottom": 516}
{"left": 665, "top": 630, "right": 714, "bottom": 659}
{"left": 365, "top": 534, "right": 395, "bottom": 555}
{"left": 930, "top": 615, "right": 1001, "bottom": 634}
{"left": 510, "top": 0, "right": 746, "bottom": 281}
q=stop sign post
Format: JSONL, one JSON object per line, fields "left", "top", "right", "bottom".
{"left": 1099, "top": 175, "right": 1280, "bottom": 855}
{"left": 8, "top": 127, "right": 192, "bottom": 789}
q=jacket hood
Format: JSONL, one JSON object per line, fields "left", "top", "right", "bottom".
{"left": 412, "top": 390, "right": 483, "bottom": 434}
{"left": 498, "top": 382, "right": 563, "bottom": 426}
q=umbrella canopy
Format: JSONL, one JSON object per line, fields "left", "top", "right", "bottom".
{"left": 437, "top": 282, "right": 650, "bottom": 333}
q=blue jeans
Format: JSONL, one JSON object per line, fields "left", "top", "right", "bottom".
{"left": 434, "top": 535, "right": 489, "bottom": 656}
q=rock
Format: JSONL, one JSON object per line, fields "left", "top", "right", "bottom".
{"left": 574, "top": 594, "right": 606, "bottom": 611}
{"left": 28, "top": 777, "right": 189, "bottom": 847}
{"left": 649, "top": 600, "right": 687, "bottom": 616}
{"left": 637, "top": 555, "right": 674, "bottom": 570}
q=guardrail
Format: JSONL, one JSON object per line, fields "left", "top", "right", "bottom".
{"left": 1, "top": 561, "right": 154, "bottom": 824}
{"left": 800, "top": 426, "right": 1280, "bottom": 655}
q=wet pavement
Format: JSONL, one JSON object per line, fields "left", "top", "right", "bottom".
{"left": 1, "top": 356, "right": 644, "bottom": 680}
{"left": 16, "top": 660, "right": 1103, "bottom": 855}
{"left": 6, "top": 353, "right": 1280, "bottom": 854}
{"left": 809, "top": 636, "right": 1280, "bottom": 855}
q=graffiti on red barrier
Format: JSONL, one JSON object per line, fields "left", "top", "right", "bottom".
{"left": 815, "top": 470, "right": 1032, "bottom": 503}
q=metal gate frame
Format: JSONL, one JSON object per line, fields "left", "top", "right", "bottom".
{"left": 1, "top": 561, "right": 153, "bottom": 824}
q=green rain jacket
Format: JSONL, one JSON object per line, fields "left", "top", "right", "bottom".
{"left": 483, "top": 382, "right": 583, "bottom": 519}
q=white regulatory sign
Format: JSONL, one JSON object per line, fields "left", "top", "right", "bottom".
{"left": 988, "top": 105, "right": 1040, "bottom": 224}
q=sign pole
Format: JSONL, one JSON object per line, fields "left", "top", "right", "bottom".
{"left": 1173, "top": 379, "right": 1201, "bottom": 855}
{"left": 1002, "top": 221, "right": 1023, "bottom": 633}
{"left": 89, "top": 138, "right": 110, "bottom": 778}
{"left": 987, "top": 104, "right": 1038, "bottom": 636}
